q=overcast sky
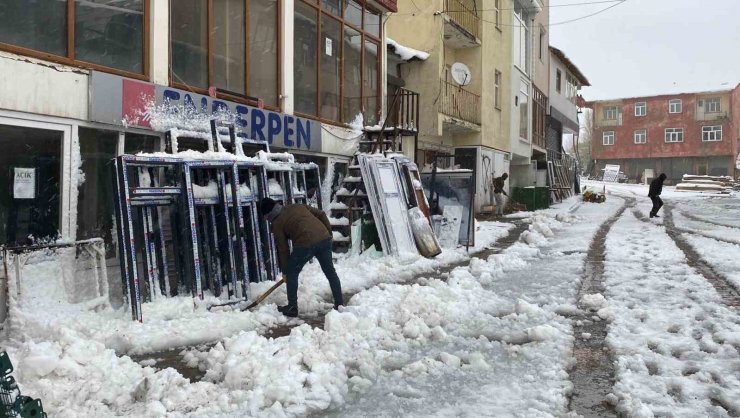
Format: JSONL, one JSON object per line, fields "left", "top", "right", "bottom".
{"left": 549, "top": 0, "right": 740, "bottom": 101}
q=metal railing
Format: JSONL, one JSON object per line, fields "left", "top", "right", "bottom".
{"left": 439, "top": 79, "right": 481, "bottom": 125}
{"left": 444, "top": 0, "right": 480, "bottom": 40}
{"left": 387, "top": 87, "right": 420, "bottom": 132}
{"left": 598, "top": 113, "right": 623, "bottom": 127}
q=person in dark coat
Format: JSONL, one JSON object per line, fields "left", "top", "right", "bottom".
{"left": 492, "top": 173, "right": 509, "bottom": 216}
{"left": 648, "top": 173, "right": 667, "bottom": 218}
{"left": 259, "top": 198, "right": 343, "bottom": 317}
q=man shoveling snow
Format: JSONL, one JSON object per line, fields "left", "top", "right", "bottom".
{"left": 260, "top": 198, "right": 344, "bottom": 317}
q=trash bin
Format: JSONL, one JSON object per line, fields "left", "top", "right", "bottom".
{"left": 511, "top": 187, "right": 550, "bottom": 211}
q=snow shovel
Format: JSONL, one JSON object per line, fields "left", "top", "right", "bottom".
{"left": 206, "top": 275, "right": 286, "bottom": 311}
{"left": 241, "top": 275, "right": 287, "bottom": 311}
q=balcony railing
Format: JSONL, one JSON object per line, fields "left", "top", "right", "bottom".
{"left": 387, "top": 87, "right": 420, "bottom": 132}
{"left": 439, "top": 79, "right": 481, "bottom": 125}
{"left": 444, "top": 0, "right": 480, "bottom": 40}
{"left": 598, "top": 114, "right": 623, "bottom": 127}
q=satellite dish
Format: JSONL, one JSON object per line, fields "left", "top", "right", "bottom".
{"left": 451, "top": 63, "right": 472, "bottom": 86}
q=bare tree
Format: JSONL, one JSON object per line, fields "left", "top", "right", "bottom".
{"left": 576, "top": 109, "right": 593, "bottom": 174}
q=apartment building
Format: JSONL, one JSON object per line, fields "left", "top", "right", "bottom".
{"left": 389, "top": 0, "right": 547, "bottom": 210}
{"left": 0, "top": 0, "right": 398, "bottom": 248}
{"left": 588, "top": 85, "right": 740, "bottom": 183}
{"left": 548, "top": 46, "right": 589, "bottom": 155}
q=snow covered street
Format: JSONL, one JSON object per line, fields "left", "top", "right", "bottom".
{"left": 3, "top": 182, "right": 740, "bottom": 417}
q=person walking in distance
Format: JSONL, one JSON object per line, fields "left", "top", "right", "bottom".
{"left": 259, "top": 197, "right": 343, "bottom": 317}
{"left": 648, "top": 173, "right": 667, "bottom": 218}
{"left": 493, "top": 173, "right": 509, "bottom": 216}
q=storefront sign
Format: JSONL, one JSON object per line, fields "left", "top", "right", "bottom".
{"left": 89, "top": 72, "right": 322, "bottom": 152}
{"left": 13, "top": 167, "right": 36, "bottom": 199}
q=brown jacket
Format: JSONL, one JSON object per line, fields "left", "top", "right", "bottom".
{"left": 271, "top": 204, "right": 332, "bottom": 271}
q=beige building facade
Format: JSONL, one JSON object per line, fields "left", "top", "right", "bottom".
{"left": 387, "top": 0, "right": 514, "bottom": 210}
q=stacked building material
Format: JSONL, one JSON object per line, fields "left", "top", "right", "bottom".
{"left": 675, "top": 175, "right": 735, "bottom": 194}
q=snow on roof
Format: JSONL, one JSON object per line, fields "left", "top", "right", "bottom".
{"left": 386, "top": 38, "right": 429, "bottom": 62}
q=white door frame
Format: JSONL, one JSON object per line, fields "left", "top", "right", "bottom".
{"left": 0, "top": 116, "right": 74, "bottom": 240}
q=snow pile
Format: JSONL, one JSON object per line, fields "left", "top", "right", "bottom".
{"left": 386, "top": 38, "right": 430, "bottom": 61}
{"left": 579, "top": 293, "right": 607, "bottom": 311}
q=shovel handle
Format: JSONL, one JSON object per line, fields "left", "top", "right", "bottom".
{"left": 243, "top": 275, "right": 287, "bottom": 311}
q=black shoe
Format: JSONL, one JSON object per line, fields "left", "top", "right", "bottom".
{"left": 653, "top": 214, "right": 660, "bottom": 218}
{"left": 278, "top": 305, "right": 298, "bottom": 317}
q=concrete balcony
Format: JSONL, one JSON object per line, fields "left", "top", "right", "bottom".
{"left": 442, "top": 0, "right": 481, "bottom": 48}
{"left": 439, "top": 79, "right": 481, "bottom": 133}
{"left": 597, "top": 114, "right": 623, "bottom": 127}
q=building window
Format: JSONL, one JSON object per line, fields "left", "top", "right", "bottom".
{"left": 635, "top": 102, "right": 646, "bottom": 117}
{"left": 171, "top": 0, "right": 279, "bottom": 107}
{"left": 565, "top": 74, "right": 578, "bottom": 102}
{"left": 0, "top": 0, "right": 146, "bottom": 77}
{"left": 495, "top": 0, "right": 501, "bottom": 29}
{"left": 603, "top": 131, "right": 615, "bottom": 146}
{"left": 519, "top": 80, "right": 529, "bottom": 140}
{"left": 702, "top": 125, "right": 722, "bottom": 141}
{"left": 665, "top": 128, "right": 684, "bottom": 143}
{"left": 669, "top": 99, "right": 682, "bottom": 113}
{"left": 634, "top": 129, "right": 646, "bottom": 144}
{"left": 512, "top": 1, "right": 530, "bottom": 74}
{"left": 604, "top": 106, "right": 618, "bottom": 120}
{"left": 704, "top": 97, "right": 721, "bottom": 113}
{"left": 533, "top": 87, "right": 547, "bottom": 147}
{"left": 294, "top": 0, "right": 382, "bottom": 125}
{"left": 556, "top": 69, "right": 562, "bottom": 94}
{"left": 494, "top": 70, "right": 502, "bottom": 110}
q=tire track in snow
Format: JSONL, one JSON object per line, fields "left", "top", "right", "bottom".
{"left": 677, "top": 209, "right": 740, "bottom": 231}
{"left": 568, "top": 196, "right": 628, "bottom": 418}
{"left": 662, "top": 206, "right": 740, "bottom": 307}
{"left": 630, "top": 202, "right": 740, "bottom": 306}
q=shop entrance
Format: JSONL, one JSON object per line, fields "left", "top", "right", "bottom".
{"left": 0, "top": 123, "right": 64, "bottom": 246}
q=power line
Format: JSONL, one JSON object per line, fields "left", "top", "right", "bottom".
{"left": 392, "top": 0, "right": 628, "bottom": 28}
{"left": 475, "top": 0, "right": 627, "bottom": 28}
{"left": 440, "top": 0, "right": 624, "bottom": 13}
{"left": 394, "top": 0, "right": 623, "bottom": 15}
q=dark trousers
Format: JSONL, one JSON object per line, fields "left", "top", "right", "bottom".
{"left": 284, "top": 238, "right": 343, "bottom": 307}
{"left": 650, "top": 196, "right": 663, "bottom": 216}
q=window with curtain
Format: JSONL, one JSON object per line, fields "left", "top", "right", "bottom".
{"left": 170, "top": 0, "right": 280, "bottom": 107}
{"left": 0, "top": 0, "right": 145, "bottom": 76}
{"left": 295, "top": 0, "right": 383, "bottom": 125}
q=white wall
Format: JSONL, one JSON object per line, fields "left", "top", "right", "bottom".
{"left": 549, "top": 54, "right": 579, "bottom": 127}
{"left": 0, "top": 52, "right": 88, "bottom": 120}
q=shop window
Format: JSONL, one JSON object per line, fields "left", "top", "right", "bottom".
{"left": 295, "top": 0, "right": 382, "bottom": 124}
{"left": 124, "top": 133, "right": 159, "bottom": 154}
{"left": 0, "top": 1, "right": 67, "bottom": 56}
{"left": 213, "top": 0, "right": 246, "bottom": 95}
{"left": 171, "top": 0, "right": 208, "bottom": 88}
{"left": 343, "top": 27, "right": 362, "bottom": 123}
{"left": 294, "top": 2, "right": 319, "bottom": 116}
{"left": 77, "top": 128, "right": 118, "bottom": 256}
{"left": 170, "top": 0, "right": 279, "bottom": 106}
{"left": 363, "top": 41, "right": 380, "bottom": 125}
{"left": 0, "top": 0, "right": 145, "bottom": 77}
{"left": 320, "top": 15, "right": 342, "bottom": 120}
{"left": 75, "top": 0, "right": 144, "bottom": 74}
{"left": 250, "top": 0, "right": 279, "bottom": 105}
{"left": 0, "top": 125, "right": 62, "bottom": 246}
